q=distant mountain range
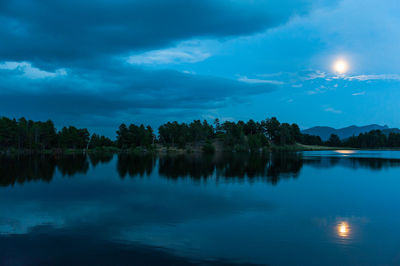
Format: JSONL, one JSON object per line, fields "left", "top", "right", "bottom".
{"left": 302, "top": 124, "right": 400, "bottom": 141}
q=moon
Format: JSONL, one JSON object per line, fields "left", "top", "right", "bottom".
{"left": 333, "top": 59, "right": 349, "bottom": 74}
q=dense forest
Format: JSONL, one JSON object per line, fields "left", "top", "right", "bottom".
{"left": 0, "top": 117, "right": 113, "bottom": 151}
{"left": 329, "top": 130, "right": 400, "bottom": 148}
{"left": 1, "top": 116, "right": 400, "bottom": 153}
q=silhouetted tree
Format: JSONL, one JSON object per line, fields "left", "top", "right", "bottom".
{"left": 58, "top": 126, "right": 90, "bottom": 149}
{"left": 301, "top": 134, "right": 322, "bottom": 145}
{"left": 327, "top": 134, "right": 341, "bottom": 147}
{"left": 263, "top": 117, "right": 280, "bottom": 143}
{"left": 116, "top": 123, "right": 153, "bottom": 149}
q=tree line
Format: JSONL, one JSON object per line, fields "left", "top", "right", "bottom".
{"left": 0, "top": 117, "right": 112, "bottom": 151}
{"left": 0, "top": 116, "right": 310, "bottom": 152}
{"left": 116, "top": 118, "right": 306, "bottom": 152}
{"left": 2, "top": 115, "right": 400, "bottom": 152}
{"left": 326, "top": 130, "right": 400, "bottom": 148}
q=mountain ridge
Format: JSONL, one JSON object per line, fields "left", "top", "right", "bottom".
{"left": 302, "top": 124, "right": 400, "bottom": 141}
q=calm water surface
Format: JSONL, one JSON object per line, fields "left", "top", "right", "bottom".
{"left": 1, "top": 151, "right": 400, "bottom": 265}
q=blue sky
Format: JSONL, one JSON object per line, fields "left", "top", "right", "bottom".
{"left": 1, "top": 0, "right": 400, "bottom": 137}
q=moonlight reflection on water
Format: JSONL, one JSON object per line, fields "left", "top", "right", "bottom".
{"left": 337, "top": 221, "right": 350, "bottom": 238}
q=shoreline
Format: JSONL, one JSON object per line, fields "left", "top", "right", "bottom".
{"left": 2, "top": 144, "right": 400, "bottom": 156}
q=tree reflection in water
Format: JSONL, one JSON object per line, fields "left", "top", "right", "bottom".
{"left": 117, "top": 153, "right": 156, "bottom": 178}
{"left": 89, "top": 152, "right": 114, "bottom": 168}
{"left": 3, "top": 152, "right": 400, "bottom": 186}
{"left": 0, "top": 155, "right": 57, "bottom": 186}
{"left": 151, "top": 152, "right": 302, "bottom": 184}
{"left": 0, "top": 153, "right": 108, "bottom": 186}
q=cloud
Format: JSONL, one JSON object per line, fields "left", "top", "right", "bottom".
{"left": 182, "top": 70, "right": 196, "bottom": 75}
{"left": 352, "top": 91, "right": 366, "bottom": 96}
{"left": 345, "top": 74, "right": 400, "bottom": 81}
{"left": 0, "top": 63, "right": 276, "bottom": 131}
{"left": 304, "top": 70, "right": 327, "bottom": 80}
{"left": 0, "top": 61, "right": 67, "bottom": 79}
{"left": 128, "top": 40, "right": 212, "bottom": 65}
{"left": 291, "top": 84, "right": 303, "bottom": 88}
{"left": 257, "top": 70, "right": 328, "bottom": 83}
{"left": 323, "top": 106, "right": 342, "bottom": 114}
{"left": 0, "top": 0, "right": 315, "bottom": 68}
{"left": 258, "top": 70, "right": 400, "bottom": 85}
{"left": 238, "top": 76, "right": 284, "bottom": 85}
{"left": 0, "top": 0, "right": 350, "bottom": 133}
{"left": 307, "top": 85, "right": 329, "bottom": 95}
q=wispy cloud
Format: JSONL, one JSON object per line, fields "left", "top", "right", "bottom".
{"left": 257, "top": 72, "right": 286, "bottom": 78}
{"left": 304, "top": 70, "right": 326, "bottom": 80}
{"left": 238, "top": 76, "right": 284, "bottom": 85}
{"left": 128, "top": 41, "right": 212, "bottom": 65}
{"left": 307, "top": 85, "right": 329, "bottom": 95}
{"left": 256, "top": 70, "right": 329, "bottom": 86}
{"left": 323, "top": 106, "right": 342, "bottom": 114}
{"left": 182, "top": 70, "right": 196, "bottom": 75}
{"left": 0, "top": 61, "right": 67, "bottom": 79}
{"left": 291, "top": 84, "right": 303, "bottom": 88}
{"left": 352, "top": 91, "right": 366, "bottom": 96}
{"left": 345, "top": 74, "right": 400, "bottom": 81}
{"left": 258, "top": 70, "right": 400, "bottom": 85}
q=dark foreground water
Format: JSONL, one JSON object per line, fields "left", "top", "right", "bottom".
{"left": 1, "top": 150, "right": 400, "bottom": 265}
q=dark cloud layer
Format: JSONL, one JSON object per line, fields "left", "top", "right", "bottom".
{"left": 0, "top": 0, "right": 312, "bottom": 68}
{"left": 0, "top": 65, "right": 275, "bottom": 132}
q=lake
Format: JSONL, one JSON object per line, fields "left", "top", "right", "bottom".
{"left": 1, "top": 150, "right": 400, "bottom": 265}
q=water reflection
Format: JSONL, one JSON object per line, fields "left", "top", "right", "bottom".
{"left": 89, "top": 152, "right": 113, "bottom": 167}
{"left": 1, "top": 151, "right": 400, "bottom": 265}
{"left": 125, "top": 152, "right": 304, "bottom": 184}
{"left": 0, "top": 154, "right": 90, "bottom": 186}
{"left": 56, "top": 154, "right": 90, "bottom": 176}
{"left": 117, "top": 153, "right": 156, "bottom": 178}
{"left": 303, "top": 156, "right": 400, "bottom": 170}
{"left": 3, "top": 152, "right": 400, "bottom": 186}
{"left": 337, "top": 221, "right": 350, "bottom": 238}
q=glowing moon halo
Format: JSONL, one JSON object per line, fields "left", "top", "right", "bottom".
{"left": 333, "top": 59, "right": 349, "bottom": 74}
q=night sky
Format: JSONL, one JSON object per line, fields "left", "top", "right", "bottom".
{"left": 1, "top": 0, "right": 399, "bottom": 137}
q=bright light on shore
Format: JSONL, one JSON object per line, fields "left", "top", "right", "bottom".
{"left": 335, "top": 150, "right": 356, "bottom": 154}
